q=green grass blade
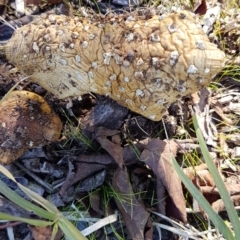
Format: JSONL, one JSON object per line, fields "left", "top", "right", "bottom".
{"left": 0, "top": 165, "right": 59, "bottom": 214}
{"left": 15, "top": 183, "right": 59, "bottom": 214}
{"left": 58, "top": 216, "right": 88, "bottom": 240}
{"left": 193, "top": 115, "right": 240, "bottom": 239}
{"left": 172, "top": 156, "right": 235, "bottom": 240}
{"left": 51, "top": 222, "right": 59, "bottom": 240}
{"left": 0, "top": 212, "right": 52, "bottom": 227}
{"left": 0, "top": 179, "right": 55, "bottom": 220}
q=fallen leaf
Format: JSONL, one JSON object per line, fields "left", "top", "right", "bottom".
{"left": 194, "top": 0, "right": 207, "bottom": 15}
{"left": 59, "top": 160, "right": 75, "bottom": 196}
{"left": 75, "top": 169, "right": 106, "bottom": 193}
{"left": 183, "top": 163, "right": 208, "bottom": 173}
{"left": 201, "top": 184, "right": 240, "bottom": 196}
{"left": 156, "top": 179, "right": 166, "bottom": 215}
{"left": 140, "top": 139, "right": 187, "bottom": 223}
{"left": 183, "top": 168, "right": 215, "bottom": 187}
{"left": 60, "top": 162, "right": 105, "bottom": 195}
{"left": 210, "top": 99, "right": 233, "bottom": 125}
{"left": 123, "top": 138, "right": 151, "bottom": 165}
{"left": 112, "top": 167, "right": 150, "bottom": 240}
{"left": 69, "top": 138, "right": 150, "bottom": 166}
{"left": 144, "top": 217, "right": 153, "bottom": 240}
{"left": 89, "top": 191, "right": 104, "bottom": 216}
{"left": 95, "top": 127, "right": 124, "bottom": 167}
{"left": 70, "top": 154, "right": 114, "bottom": 165}
{"left": 95, "top": 127, "right": 119, "bottom": 137}
{"left": 82, "top": 97, "right": 128, "bottom": 131}
{"left": 212, "top": 195, "right": 240, "bottom": 212}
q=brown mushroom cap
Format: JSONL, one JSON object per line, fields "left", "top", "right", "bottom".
{"left": 0, "top": 91, "right": 62, "bottom": 164}
{"left": 5, "top": 10, "right": 225, "bottom": 121}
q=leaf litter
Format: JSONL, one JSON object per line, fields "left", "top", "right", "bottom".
{"left": 112, "top": 167, "right": 150, "bottom": 240}
{"left": 2, "top": 0, "right": 240, "bottom": 239}
{"left": 140, "top": 139, "right": 187, "bottom": 223}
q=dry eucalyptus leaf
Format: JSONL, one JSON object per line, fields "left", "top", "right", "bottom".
{"left": 60, "top": 161, "right": 106, "bottom": 194}
{"left": 82, "top": 97, "right": 128, "bottom": 130}
{"left": 193, "top": 0, "right": 207, "bottom": 15}
{"left": 187, "top": 169, "right": 215, "bottom": 187}
{"left": 95, "top": 127, "right": 124, "bottom": 167}
{"left": 112, "top": 167, "right": 150, "bottom": 240}
{"left": 5, "top": 10, "right": 225, "bottom": 121}
{"left": 201, "top": 183, "right": 240, "bottom": 196}
{"left": 140, "top": 139, "right": 187, "bottom": 222}
{"left": 210, "top": 98, "right": 233, "bottom": 125}
{"left": 75, "top": 169, "right": 106, "bottom": 193}
{"left": 212, "top": 195, "right": 240, "bottom": 213}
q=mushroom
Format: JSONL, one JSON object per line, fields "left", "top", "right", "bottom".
{"left": 4, "top": 10, "right": 225, "bottom": 121}
{"left": 0, "top": 91, "right": 62, "bottom": 164}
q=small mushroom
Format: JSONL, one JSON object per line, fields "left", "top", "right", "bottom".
{"left": 0, "top": 91, "right": 62, "bottom": 164}
{"left": 4, "top": 10, "right": 225, "bottom": 121}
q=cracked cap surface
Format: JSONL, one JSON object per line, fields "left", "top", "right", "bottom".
{"left": 5, "top": 10, "right": 225, "bottom": 121}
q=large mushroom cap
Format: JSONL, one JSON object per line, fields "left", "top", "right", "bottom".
{"left": 0, "top": 91, "right": 62, "bottom": 164}
{"left": 5, "top": 10, "right": 225, "bottom": 121}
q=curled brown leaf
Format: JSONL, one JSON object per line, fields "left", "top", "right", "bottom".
{"left": 140, "top": 139, "right": 187, "bottom": 223}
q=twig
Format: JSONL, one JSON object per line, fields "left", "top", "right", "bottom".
{"left": 81, "top": 212, "right": 118, "bottom": 237}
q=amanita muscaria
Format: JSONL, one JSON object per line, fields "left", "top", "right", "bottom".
{"left": 0, "top": 91, "right": 62, "bottom": 164}
{"left": 4, "top": 10, "right": 225, "bottom": 121}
